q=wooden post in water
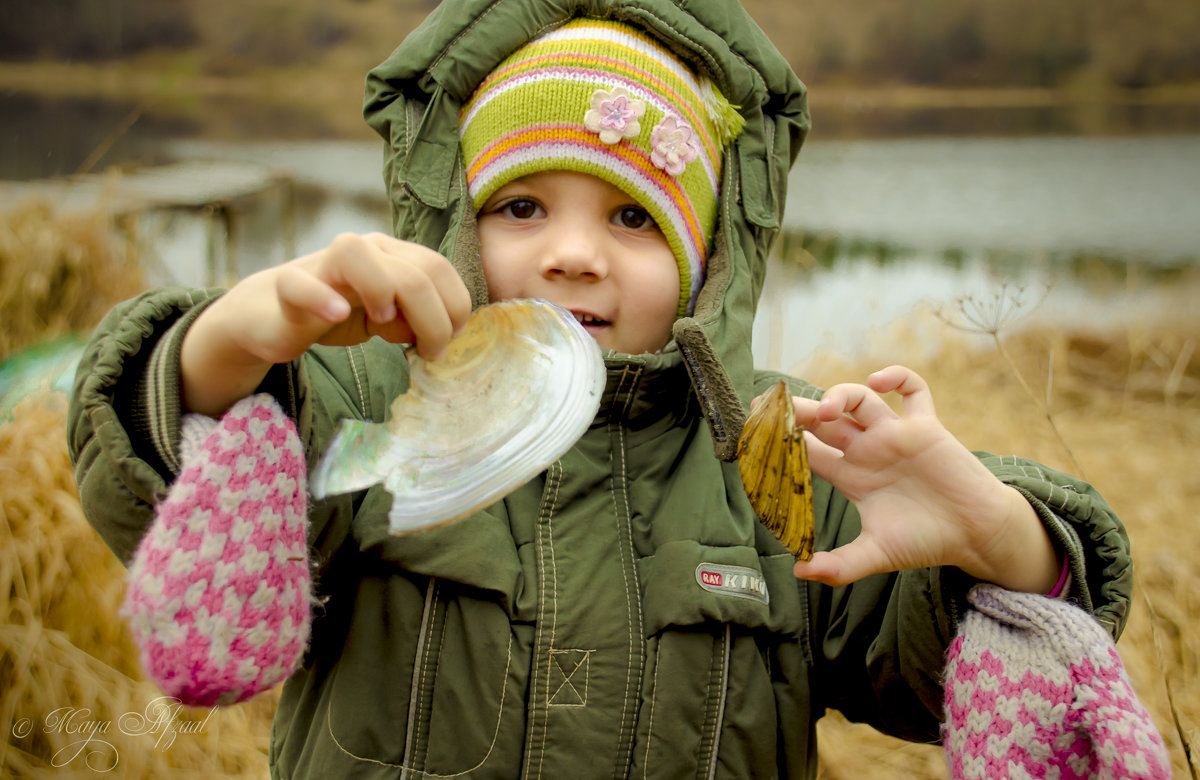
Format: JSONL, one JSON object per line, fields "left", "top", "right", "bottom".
{"left": 281, "top": 177, "right": 298, "bottom": 263}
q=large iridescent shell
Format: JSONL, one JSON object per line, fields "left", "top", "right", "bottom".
{"left": 310, "top": 299, "right": 606, "bottom": 533}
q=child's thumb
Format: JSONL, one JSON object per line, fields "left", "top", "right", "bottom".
{"left": 792, "top": 540, "right": 887, "bottom": 586}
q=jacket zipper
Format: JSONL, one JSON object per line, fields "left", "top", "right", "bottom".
{"left": 704, "top": 625, "right": 732, "bottom": 780}
{"left": 400, "top": 576, "right": 437, "bottom": 780}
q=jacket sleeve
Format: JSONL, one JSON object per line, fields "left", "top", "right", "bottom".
{"left": 67, "top": 287, "right": 409, "bottom": 568}
{"left": 68, "top": 287, "right": 223, "bottom": 564}
{"left": 749, "top": 370, "right": 1133, "bottom": 742}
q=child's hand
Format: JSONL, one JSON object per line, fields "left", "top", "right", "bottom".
{"left": 181, "top": 233, "right": 473, "bottom": 416}
{"left": 785, "top": 366, "right": 1060, "bottom": 593}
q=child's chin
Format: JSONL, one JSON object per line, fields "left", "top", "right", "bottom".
{"left": 583, "top": 328, "right": 614, "bottom": 350}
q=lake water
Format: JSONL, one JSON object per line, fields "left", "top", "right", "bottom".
{"left": 757, "top": 134, "right": 1200, "bottom": 370}
{"left": 144, "top": 135, "right": 1200, "bottom": 372}
{"left": 2, "top": 100, "right": 1197, "bottom": 372}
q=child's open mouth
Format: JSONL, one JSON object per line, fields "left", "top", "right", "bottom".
{"left": 570, "top": 310, "right": 610, "bottom": 331}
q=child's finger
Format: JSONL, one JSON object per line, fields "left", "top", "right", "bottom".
{"left": 348, "top": 234, "right": 472, "bottom": 358}
{"left": 818, "top": 382, "right": 897, "bottom": 428}
{"left": 789, "top": 395, "right": 869, "bottom": 457}
{"left": 324, "top": 233, "right": 407, "bottom": 323}
{"left": 802, "top": 431, "right": 851, "bottom": 487}
{"left": 276, "top": 265, "right": 351, "bottom": 323}
{"left": 425, "top": 258, "right": 474, "bottom": 339}
{"left": 318, "top": 234, "right": 456, "bottom": 357}
{"left": 369, "top": 233, "right": 474, "bottom": 337}
{"left": 381, "top": 264, "right": 458, "bottom": 360}
{"left": 801, "top": 413, "right": 863, "bottom": 459}
{"left": 787, "top": 395, "right": 819, "bottom": 426}
{"left": 868, "top": 365, "right": 937, "bottom": 417}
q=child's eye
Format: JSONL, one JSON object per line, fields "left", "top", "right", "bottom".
{"left": 502, "top": 199, "right": 542, "bottom": 219}
{"left": 616, "top": 206, "right": 655, "bottom": 230}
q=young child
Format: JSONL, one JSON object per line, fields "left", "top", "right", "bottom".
{"left": 70, "top": 1, "right": 1145, "bottom": 777}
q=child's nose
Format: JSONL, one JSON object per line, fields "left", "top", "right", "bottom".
{"left": 539, "top": 223, "right": 609, "bottom": 281}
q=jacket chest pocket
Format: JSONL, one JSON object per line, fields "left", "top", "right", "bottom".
{"left": 631, "top": 542, "right": 809, "bottom": 779}
{"left": 323, "top": 575, "right": 530, "bottom": 775}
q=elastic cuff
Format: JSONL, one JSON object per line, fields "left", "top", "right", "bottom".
{"left": 137, "top": 297, "right": 221, "bottom": 475}
{"left": 1047, "top": 555, "right": 1072, "bottom": 599}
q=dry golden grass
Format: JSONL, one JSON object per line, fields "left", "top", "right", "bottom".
{"left": 0, "top": 202, "right": 143, "bottom": 362}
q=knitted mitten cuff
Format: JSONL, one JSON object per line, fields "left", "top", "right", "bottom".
{"left": 943, "top": 584, "right": 1170, "bottom": 779}
{"left": 122, "top": 393, "right": 312, "bottom": 707}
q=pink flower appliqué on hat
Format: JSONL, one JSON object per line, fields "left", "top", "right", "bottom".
{"left": 584, "top": 87, "right": 645, "bottom": 144}
{"left": 650, "top": 115, "right": 699, "bottom": 175}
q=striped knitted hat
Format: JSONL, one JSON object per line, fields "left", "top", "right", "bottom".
{"left": 460, "top": 18, "right": 744, "bottom": 316}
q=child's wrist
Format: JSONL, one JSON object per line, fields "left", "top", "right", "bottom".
{"left": 180, "top": 304, "right": 273, "bottom": 417}
{"left": 962, "top": 486, "right": 1061, "bottom": 594}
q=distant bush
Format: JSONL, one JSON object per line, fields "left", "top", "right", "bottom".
{"left": 0, "top": 0, "right": 197, "bottom": 61}
{"left": 210, "top": 4, "right": 350, "bottom": 67}
{"left": 746, "top": 0, "right": 1200, "bottom": 89}
{"left": 3, "top": 0, "right": 1200, "bottom": 90}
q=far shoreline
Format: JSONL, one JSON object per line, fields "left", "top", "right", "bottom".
{"left": 4, "top": 58, "right": 1199, "bottom": 113}
{"left": 4, "top": 60, "right": 1199, "bottom": 150}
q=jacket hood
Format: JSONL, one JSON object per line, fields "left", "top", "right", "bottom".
{"left": 364, "top": 0, "right": 809, "bottom": 451}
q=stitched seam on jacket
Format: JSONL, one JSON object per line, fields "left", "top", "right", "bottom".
{"left": 526, "top": 462, "right": 562, "bottom": 780}
{"left": 426, "top": 0, "right": 519, "bottom": 78}
{"left": 630, "top": 8, "right": 768, "bottom": 97}
{"left": 346, "top": 345, "right": 368, "bottom": 418}
{"left": 537, "top": 464, "right": 563, "bottom": 779}
{"left": 693, "top": 631, "right": 721, "bottom": 779}
{"left": 416, "top": 579, "right": 444, "bottom": 770}
{"left": 548, "top": 648, "right": 594, "bottom": 707}
{"left": 641, "top": 646, "right": 661, "bottom": 780}
{"left": 611, "top": 365, "right": 644, "bottom": 779}
{"left": 404, "top": 99, "right": 415, "bottom": 156}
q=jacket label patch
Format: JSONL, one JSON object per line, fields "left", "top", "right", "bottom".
{"left": 695, "top": 563, "right": 769, "bottom": 605}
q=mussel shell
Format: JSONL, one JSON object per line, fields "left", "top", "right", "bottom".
{"left": 310, "top": 299, "right": 606, "bottom": 533}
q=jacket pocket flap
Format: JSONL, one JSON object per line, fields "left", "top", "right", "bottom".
{"left": 351, "top": 488, "right": 524, "bottom": 608}
{"left": 399, "top": 89, "right": 459, "bottom": 209}
{"left": 638, "top": 540, "right": 802, "bottom": 637}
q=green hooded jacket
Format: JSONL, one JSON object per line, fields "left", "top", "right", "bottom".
{"left": 68, "top": 1, "right": 1133, "bottom": 777}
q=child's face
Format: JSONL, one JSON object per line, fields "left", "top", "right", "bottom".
{"left": 477, "top": 171, "right": 680, "bottom": 355}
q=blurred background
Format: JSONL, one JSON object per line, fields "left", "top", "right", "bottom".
{"left": 1, "top": 1, "right": 1197, "bottom": 777}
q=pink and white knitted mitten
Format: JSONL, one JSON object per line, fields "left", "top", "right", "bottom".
{"left": 122, "top": 394, "right": 311, "bottom": 707}
{"left": 943, "top": 584, "right": 1170, "bottom": 779}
